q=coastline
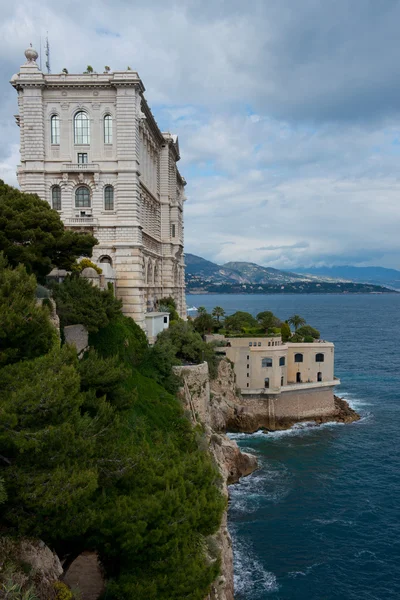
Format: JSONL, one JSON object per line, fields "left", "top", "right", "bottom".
{"left": 176, "top": 360, "right": 360, "bottom": 600}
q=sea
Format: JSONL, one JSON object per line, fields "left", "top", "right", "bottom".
{"left": 187, "top": 293, "right": 400, "bottom": 600}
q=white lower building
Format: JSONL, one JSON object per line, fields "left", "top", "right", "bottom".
{"left": 11, "top": 47, "right": 187, "bottom": 333}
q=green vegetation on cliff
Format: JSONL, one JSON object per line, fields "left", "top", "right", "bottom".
{"left": 0, "top": 180, "right": 96, "bottom": 282}
{"left": 0, "top": 184, "right": 225, "bottom": 600}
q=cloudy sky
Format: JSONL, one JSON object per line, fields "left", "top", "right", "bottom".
{"left": 2, "top": 0, "right": 400, "bottom": 269}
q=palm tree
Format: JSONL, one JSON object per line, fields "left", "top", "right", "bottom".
{"left": 288, "top": 314, "right": 306, "bottom": 331}
{"left": 212, "top": 306, "right": 225, "bottom": 324}
{"left": 197, "top": 306, "right": 207, "bottom": 316}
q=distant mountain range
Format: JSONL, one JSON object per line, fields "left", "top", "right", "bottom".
{"left": 185, "top": 254, "right": 399, "bottom": 294}
{"left": 185, "top": 254, "right": 315, "bottom": 285}
{"left": 294, "top": 266, "right": 400, "bottom": 290}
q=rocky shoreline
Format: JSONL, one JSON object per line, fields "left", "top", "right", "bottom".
{"left": 175, "top": 359, "right": 361, "bottom": 600}
{"left": 174, "top": 359, "right": 361, "bottom": 600}
{"left": 227, "top": 394, "right": 360, "bottom": 434}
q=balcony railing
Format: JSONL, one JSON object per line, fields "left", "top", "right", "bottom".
{"left": 63, "top": 163, "right": 99, "bottom": 172}
{"left": 66, "top": 217, "right": 98, "bottom": 226}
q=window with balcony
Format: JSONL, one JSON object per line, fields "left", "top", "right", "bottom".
{"left": 51, "top": 115, "right": 60, "bottom": 144}
{"left": 104, "top": 114, "right": 112, "bottom": 144}
{"left": 104, "top": 185, "right": 114, "bottom": 210}
{"left": 279, "top": 356, "right": 285, "bottom": 367}
{"left": 74, "top": 111, "right": 90, "bottom": 144}
{"left": 75, "top": 186, "right": 91, "bottom": 208}
{"left": 51, "top": 185, "right": 61, "bottom": 210}
{"left": 316, "top": 353, "right": 325, "bottom": 363}
{"left": 294, "top": 353, "right": 303, "bottom": 363}
{"left": 262, "top": 358, "right": 273, "bottom": 368}
{"left": 77, "top": 153, "right": 88, "bottom": 164}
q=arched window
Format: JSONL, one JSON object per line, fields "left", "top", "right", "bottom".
{"left": 51, "top": 115, "right": 60, "bottom": 144}
{"left": 261, "top": 358, "right": 273, "bottom": 368}
{"left": 75, "top": 186, "right": 91, "bottom": 207}
{"left": 52, "top": 185, "right": 61, "bottom": 210}
{"left": 317, "top": 372, "right": 322, "bottom": 382}
{"left": 264, "top": 378, "right": 270, "bottom": 389}
{"left": 74, "top": 111, "right": 90, "bottom": 144}
{"left": 104, "top": 114, "right": 112, "bottom": 144}
{"left": 316, "top": 353, "right": 325, "bottom": 363}
{"left": 294, "top": 353, "right": 303, "bottom": 363}
{"left": 100, "top": 255, "right": 112, "bottom": 265}
{"left": 281, "top": 376, "right": 284, "bottom": 386}
{"left": 279, "top": 356, "right": 285, "bottom": 367}
{"left": 104, "top": 185, "right": 114, "bottom": 210}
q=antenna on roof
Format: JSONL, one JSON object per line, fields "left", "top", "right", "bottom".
{"left": 45, "top": 34, "right": 50, "bottom": 73}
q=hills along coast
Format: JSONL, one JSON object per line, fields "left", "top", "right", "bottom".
{"left": 185, "top": 253, "right": 399, "bottom": 294}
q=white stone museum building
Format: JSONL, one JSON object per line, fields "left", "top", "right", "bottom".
{"left": 11, "top": 46, "right": 187, "bottom": 334}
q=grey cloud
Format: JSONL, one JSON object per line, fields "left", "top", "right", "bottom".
{"left": 256, "top": 242, "right": 310, "bottom": 251}
{"left": 2, "top": 1, "right": 400, "bottom": 269}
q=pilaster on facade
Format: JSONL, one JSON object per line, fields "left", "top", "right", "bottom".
{"left": 11, "top": 47, "right": 187, "bottom": 331}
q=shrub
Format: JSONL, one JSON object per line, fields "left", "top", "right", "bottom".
{"left": 54, "top": 582, "right": 73, "bottom": 600}
{"left": 90, "top": 313, "right": 148, "bottom": 366}
{"left": 52, "top": 275, "right": 122, "bottom": 333}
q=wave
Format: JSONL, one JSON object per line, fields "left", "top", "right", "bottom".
{"left": 313, "top": 517, "right": 354, "bottom": 526}
{"left": 288, "top": 562, "right": 323, "bottom": 579}
{"left": 229, "top": 462, "right": 291, "bottom": 515}
{"left": 230, "top": 528, "right": 278, "bottom": 598}
{"left": 227, "top": 430, "right": 267, "bottom": 440}
{"left": 339, "top": 392, "right": 373, "bottom": 409}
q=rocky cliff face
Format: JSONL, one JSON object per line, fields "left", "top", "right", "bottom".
{"left": 175, "top": 362, "right": 257, "bottom": 600}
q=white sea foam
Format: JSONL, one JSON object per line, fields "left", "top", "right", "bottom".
{"left": 288, "top": 562, "right": 323, "bottom": 579}
{"left": 229, "top": 463, "right": 291, "bottom": 514}
{"left": 257, "top": 420, "right": 346, "bottom": 442}
{"left": 231, "top": 530, "right": 278, "bottom": 597}
{"left": 340, "top": 393, "right": 373, "bottom": 409}
{"left": 227, "top": 430, "right": 267, "bottom": 440}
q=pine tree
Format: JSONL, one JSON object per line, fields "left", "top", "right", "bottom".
{"left": 0, "top": 180, "right": 96, "bottom": 281}
{"left": 0, "top": 255, "right": 56, "bottom": 366}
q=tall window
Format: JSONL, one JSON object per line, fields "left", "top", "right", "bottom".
{"left": 279, "top": 356, "right": 285, "bottom": 367}
{"left": 316, "top": 353, "right": 325, "bottom": 363}
{"left": 51, "top": 115, "right": 60, "bottom": 144}
{"left": 75, "top": 186, "right": 91, "bottom": 207}
{"left": 74, "top": 111, "right": 90, "bottom": 144}
{"left": 104, "top": 114, "right": 112, "bottom": 144}
{"left": 262, "top": 358, "right": 273, "bottom": 368}
{"left": 52, "top": 185, "right": 61, "bottom": 210}
{"left": 294, "top": 353, "right": 303, "bottom": 363}
{"left": 104, "top": 185, "right": 114, "bottom": 210}
{"left": 171, "top": 224, "right": 176, "bottom": 237}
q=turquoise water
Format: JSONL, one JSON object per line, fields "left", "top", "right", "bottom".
{"left": 187, "top": 294, "right": 400, "bottom": 600}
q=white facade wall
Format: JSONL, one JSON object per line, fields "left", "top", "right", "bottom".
{"left": 11, "top": 52, "right": 186, "bottom": 330}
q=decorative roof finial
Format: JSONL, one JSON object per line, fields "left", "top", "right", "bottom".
{"left": 24, "top": 44, "right": 39, "bottom": 64}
